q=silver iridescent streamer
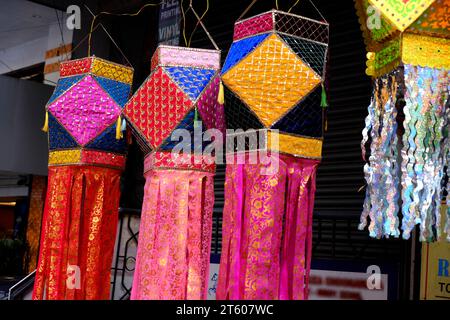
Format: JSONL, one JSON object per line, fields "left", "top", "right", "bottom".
{"left": 361, "top": 65, "right": 449, "bottom": 242}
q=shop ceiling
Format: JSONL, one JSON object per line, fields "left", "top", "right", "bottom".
{"left": 0, "top": 0, "right": 63, "bottom": 50}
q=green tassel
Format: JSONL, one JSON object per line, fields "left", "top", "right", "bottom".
{"left": 320, "top": 83, "right": 328, "bottom": 108}
{"left": 194, "top": 107, "right": 199, "bottom": 127}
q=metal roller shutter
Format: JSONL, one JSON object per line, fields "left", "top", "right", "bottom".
{"left": 190, "top": 0, "right": 415, "bottom": 299}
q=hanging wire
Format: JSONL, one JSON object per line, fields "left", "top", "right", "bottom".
{"left": 307, "top": 0, "right": 327, "bottom": 22}
{"left": 181, "top": 0, "right": 218, "bottom": 50}
{"left": 53, "top": 0, "right": 68, "bottom": 60}
{"left": 187, "top": 0, "right": 210, "bottom": 47}
{"left": 70, "top": 23, "right": 101, "bottom": 55}
{"left": 276, "top": 0, "right": 279, "bottom": 9}
{"left": 287, "top": 0, "right": 300, "bottom": 13}
{"left": 54, "top": 8, "right": 70, "bottom": 61}
{"left": 85, "top": 5, "right": 135, "bottom": 67}
{"left": 87, "top": 2, "right": 161, "bottom": 58}
{"left": 180, "top": 0, "right": 192, "bottom": 46}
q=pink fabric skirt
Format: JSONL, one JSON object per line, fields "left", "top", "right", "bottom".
{"left": 131, "top": 169, "right": 215, "bottom": 300}
{"left": 217, "top": 154, "right": 319, "bottom": 300}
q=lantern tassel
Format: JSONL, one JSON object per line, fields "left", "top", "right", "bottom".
{"left": 116, "top": 116, "right": 122, "bottom": 140}
{"left": 321, "top": 83, "right": 329, "bottom": 108}
{"left": 41, "top": 111, "right": 49, "bottom": 133}
{"left": 194, "top": 107, "right": 199, "bottom": 128}
{"left": 218, "top": 81, "right": 225, "bottom": 105}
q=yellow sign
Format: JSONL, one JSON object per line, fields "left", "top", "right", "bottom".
{"left": 420, "top": 204, "right": 450, "bottom": 300}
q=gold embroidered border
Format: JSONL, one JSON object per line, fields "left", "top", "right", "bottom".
{"left": 48, "top": 150, "right": 82, "bottom": 165}
{"left": 267, "top": 131, "right": 323, "bottom": 159}
{"left": 402, "top": 33, "right": 450, "bottom": 69}
{"left": 91, "top": 57, "right": 134, "bottom": 84}
{"left": 48, "top": 149, "right": 126, "bottom": 169}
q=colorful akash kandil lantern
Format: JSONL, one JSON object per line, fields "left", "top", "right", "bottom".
{"left": 33, "top": 57, "right": 134, "bottom": 299}
{"left": 355, "top": 0, "right": 450, "bottom": 242}
{"left": 217, "top": 10, "right": 329, "bottom": 300}
{"left": 124, "top": 45, "right": 225, "bottom": 300}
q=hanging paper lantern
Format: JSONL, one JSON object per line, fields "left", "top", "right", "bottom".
{"left": 355, "top": 0, "right": 450, "bottom": 241}
{"left": 33, "top": 56, "right": 134, "bottom": 300}
{"left": 123, "top": 45, "right": 224, "bottom": 300}
{"left": 217, "top": 9, "right": 329, "bottom": 300}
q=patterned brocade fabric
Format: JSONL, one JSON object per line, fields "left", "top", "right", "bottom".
{"left": 46, "top": 56, "right": 133, "bottom": 161}
{"left": 221, "top": 10, "right": 328, "bottom": 159}
{"left": 131, "top": 169, "right": 215, "bottom": 300}
{"left": 144, "top": 151, "right": 216, "bottom": 174}
{"left": 33, "top": 166, "right": 122, "bottom": 300}
{"left": 218, "top": 10, "right": 328, "bottom": 301}
{"left": 369, "top": 0, "right": 435, "bottom": 31}
{"left": 267, "top": 131, "right": 323, "bottom": 160}
{"left": 125, "top": 46, "right": 223, "bottom": 300}
{"left": 217, "top": 154, "right": 319, "bottom": 300}
{"left": 33, "top": 57, "right": 133, "bottom": 300}
{"left": 124, "top": 46, "right": 224, "bottom": 157}
{"left": 48, "top": 150, "right": 126, "bottom": 170}
{"left": 355, "top": 0, "right": 450, "bottom": 76}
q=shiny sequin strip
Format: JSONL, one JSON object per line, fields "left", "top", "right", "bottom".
{"left": 360, "top": 65, "right": 450, "bottom": 242}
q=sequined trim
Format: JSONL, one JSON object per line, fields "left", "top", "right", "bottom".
{"left": 144, "top": 151, "right": 216, "bottom": 173}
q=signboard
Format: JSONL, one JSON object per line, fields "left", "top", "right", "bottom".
{"left": 207, "top": 262, "right": 220, "bottom": 300}
{"left": 158, "top": 0, "right": 181, "bottom": 46}
{"left": 309, "top": 269, "right": 388, "bottom": 300}
{"left": 207, "top": 263, "right": 389, "bottom": 300}
{"left": 420, "top": 204, "right": 450, "bottom": 300}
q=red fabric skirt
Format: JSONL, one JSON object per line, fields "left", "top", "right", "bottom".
{"left": 33, "top": 165, "right": 121, "bottom": 300}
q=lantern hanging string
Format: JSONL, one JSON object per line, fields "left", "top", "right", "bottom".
{"left": 237, "top": 0, "right": 258, "bottom": 21}
{"left": 69, "top": 23, "right": 101, "bottom": 56}
{"left": 238, "top": 0, "right": 306, "bottom": 20}
{"left": 181, "top": 0, "right": 191, "bottom": 47}
{"left": 307, "top": 0, "right": 328, "bottom": 23}
{"left": 288, "top": 0, "right": 300, "bottom": 13}
{"left": 187, "top": 0, "right": 210, "bottom": 47}
{"left": 181, "top": 0, "right": 218, "bottom": 50}
{"left": 86, "top": 2, "right": 162, "bottom": 63}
